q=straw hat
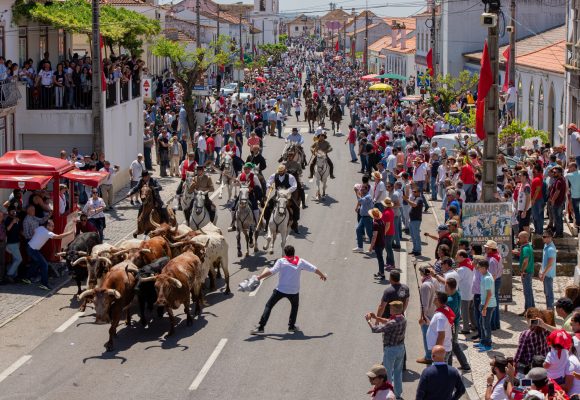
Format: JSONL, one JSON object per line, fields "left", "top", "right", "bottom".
{"left": 483, "top": 240, "right": 498, "bottom": 250}
{"left": 371, "top": 171, "right": 382, "bottom": 180}
{"left": 382, "top": 198, "right": 394, "bottom": 208}
{"left": 368, "top": 208, "right": 383, "bottom": 220}
{"left": 276, "top": 164, "right": 287, "bottom": 173}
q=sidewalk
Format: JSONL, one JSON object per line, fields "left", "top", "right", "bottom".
{"left": 430, "top": 200, "right": 570, "bottom": 398}
{"left": 0, "top": 166, "right": 181, "bottom": 328}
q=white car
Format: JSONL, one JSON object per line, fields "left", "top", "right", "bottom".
{"left": 432, "top": 133, "right": 480, "bottom": 156}
{"left": 220, "top": 82, "right": 239, "bottom": 96}
{"left": 231, "top": 92, "right": 253, "bottom": 101}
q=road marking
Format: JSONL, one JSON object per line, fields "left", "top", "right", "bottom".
{"left": 188, "top": 338, "right": 228, "bottom": 390}
{"left": 0, "top": 355, "right": 32, "bottom": 383}
{"left": 399, "top": 244, "right": 408, "bottom": 285}
{"left": 427, "top": 198, "right": 441, "bottom": 226}
{"left": 54, "top": 311, "right": 84, "bottom": 333}
{"left": 248, "top": 279, "right": 263, "bottom": 297}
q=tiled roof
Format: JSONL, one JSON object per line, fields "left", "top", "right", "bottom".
{"left": 100, "top": 0, "right": 146, "bottom": 4}
{"left": 382, "top": 36, "right": 416, "bottom": 54}
{"left": 368, "top": 36, "right": 391, "bottom": 52}
{"left": 515, "top": 41, "right": 565, "bottom": 74}
{"left": 321, "top": 8, "right": 351, "bottom": 22}
{"left": 347, "top": 22, "right": 382, "bottom": 37}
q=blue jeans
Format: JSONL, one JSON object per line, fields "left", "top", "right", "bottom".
{"left": 6, "top": 242, "right": 22, "bottom": 278}
{"left": 144, "top": 146, "right": 153, "bottom": 170}
{"left": 375, "top": 244, "right": 385, "bottom": 275}
{"left": 383, "top": 344, "right": 405, "bottom": 398}
{"left": 416, "top": 181, "right": 428, "bottom": 210}
{"left": 198, "top": 150, "right": 206, "bottom": 166}
{"left": 27, "top": 245, "right": 49, "bottom": 286}
{"left": 356, "top": 216, "right": 373, "bottom": 249}
{"left": 544, "top": 276, "right": 554, "bottom": 308}
{"left": 491, "top": 278, "right": 501, "bottom": 330}
{"left": 522, "top": 272, "right": 535, "bottom": 310}
{"left": 384, "top": 235, "right": 394, "bottom": 266}
{"left": 473, "top": 294, "right": 481, "bottom": 337}
{"left": 552, "top": 203, "right": 564, "bottom": 236}
{"left": 430, "top": 176, "right": 438, "bottom": 201}
{"left": 531, "top": 200, "right": 545, "bottom": 234}
{"left": 348, "top": 143, "right": 357, "bottom": 161}
{"left": 360, "top": 154, "right": 369, "bottom": 173}
{"left": 393, "top": 215, "right": 401, "bottom": 247}
{"left": 409, "top": 220, "right": 422, "bottom": 253}
{"left": 479, "top": 304, "right": 495, "bottom": 347}
{"left": 421, "top": 323, "right": 431, "bottom": 360}
{"left": 463, "top": 183, "right": 473, "bottom": 202}
{"left": 576, "top": 156, "right": 580, "bottom": 167}
{"left": 572, "top": 198, "right": 580, "bottom": 226}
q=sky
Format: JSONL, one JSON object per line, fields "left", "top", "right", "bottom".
{"left": 159, "top": 0, "right": 425, "bottom": 17}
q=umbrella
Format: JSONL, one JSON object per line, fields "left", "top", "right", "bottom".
{"left": 368, "top": 83, "right": 393, "bottom": 91}
{"left": 375, "top": 72, "right": 408, "bottom": 81}
{"left": 255, "top": 76, "right": 267, "bottom": 83}
{"left": 333, "top": 55, "right": 342, "bottom": 61}
{"left": 361, "top": 74, "right": 380, "bottom": 81}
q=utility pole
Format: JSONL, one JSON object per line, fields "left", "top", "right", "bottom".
{"left": 352, "top": 8, "right": 356, "bottom": 65}
{"left": 482, "top": 1, "right": 501, "bottom": 202}
{"left": 508, "top": 0, "right": 516, "bottom": 88}
{"left": 239, "top": 13, "right": 243, "bottom": 95}
{"left": 91, "top": 0, "right": 103, "bottom": 154}
{"left": 364, "top": 5, "right": 369, "bottom": 74}
{"left": 342, "top": 19, "right": 346, "bottom": 53}
{"left": 217, "top": 6, "right": 220, "bottom": 39}
{"left": 429, "top": 0, "right": 437, "bottom": 79}
{"left": 195, "top": 0, "right": 201, "bottom": 49}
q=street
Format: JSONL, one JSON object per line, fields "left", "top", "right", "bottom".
{"left": 0, "top": 117, "right": 469, "bottom": 399}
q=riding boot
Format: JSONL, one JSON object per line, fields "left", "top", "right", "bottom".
{"left": 308, "top": 162, "right": 315, "bottom": 179}
{"left": 228, "top": 210, "right": 236, "bottom": 232}
{"left": 328, "top": 157, "right": 335, "bottom": 179}
{"left": 300, "top": 185, "right": 307, "bottom": 209}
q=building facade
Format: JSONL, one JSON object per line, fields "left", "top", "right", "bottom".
{"left": 565, "top": 0, "right": 580, "bottom": 150}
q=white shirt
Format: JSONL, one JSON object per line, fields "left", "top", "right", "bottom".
{"left": 566, "top": 354, "right": 580, "bottom": 396}
{"left": 99, "top": 167, "right": 117, "bottom": 185}
{"left": 426, "top": 311, "right": 453, "bottom": 352}
{"left": 130, "top": 159, "right": 145, "bottom": 181}
{"left": 372, "top": 388, "right": 396, "bottom": 400}
{"left": 269, "top": 257, "right": 317, "bottom": 294}
{"left": 370, "top": 181, "right": 387, "bottom": 203}
{"left": 39, "top": 69, "right": 53, "bottom": 86}
{"left": 266, "top": 173, "right": 297, "bottom": 193}
{"left": 436, "top": 269, "right": 459, "bottom": 292}
{"left": 197, "top": 135, "right": 207, "bottom": 152}
{"left": 457, "top": 266, "right": 474, "bottom": 301}
{"left": 506, "top": 86, "right": 517, "bottom": 103}
{"left": 413, "top": 162, "right": 428, "bottom": 182}
{"left": 28, "top": 226, "right": 56, "bottom": 250}
{"left": 83, "top": 197, "right": 106, "bottom": 219}
{"left": 489, "top": 377, "right": 508, "bottom": 400}
{"left": 545, "top": 348, "right": 569, "bottom": 380}
{"left": 314, "top": 125, "right": 324, "bottom": 137}
{"left": 59, "top": 193, "right": 67, "bottom": 215}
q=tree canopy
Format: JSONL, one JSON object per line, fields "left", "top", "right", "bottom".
{"left": 258, "top": 43, "right": 288, "bottom": 63}
{"left": 427, "top": 71, "right": 479, "bottom": 113}
{"left": 13, "top": 0, "right": 160, "bottom": 54}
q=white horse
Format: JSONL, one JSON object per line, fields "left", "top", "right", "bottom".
{"left": 188, "top": 189, "right": 216, "bottom": 231}
{"left": 314, "top": 151, "right": 330, "bottom": 200}
{"left": 219, "top": 153, "right": 237, "bottom": 202}
{"left": 263, "top": 190, "right": 291, "bottom": 255}
{"left": 235, "top": 185, "right": 258, "bottom": 257}
{"left": 180, "top": 171, "right": 196, "bottom": 219}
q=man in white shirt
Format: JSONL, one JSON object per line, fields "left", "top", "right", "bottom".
{"left": 197, "top": 132, "right": 207, "bottom": 166}
{"left": 27, "top": 219, "right": 74, "bottom": 290}
{"left": 98, "top": 161, "right": 119, "bottom": 210}
{"left": 413, "top": 156, "right": 429, "bottom": 212}
{"left": 129, "top": 154, "right": 145, "bottom": 206}
{"left": 250, "top": 245, "right": 327, "bottom": 334}
{"left": 505, "top": 81, "right": 517, "bottom": 120}
{"left": 424, "top": 291, "right": 454, "bottom": 361}
{"left": 485, "top": 356, "right": 510, "bottom": 400}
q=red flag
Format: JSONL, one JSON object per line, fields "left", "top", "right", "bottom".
{"left": 100, "top": 35, "right": 106, "bottom": 92}
{"left": 502, "top": 45, "right": 510, "bottom": 92}
{"left": 426, "top": 48, "right": 434, "bottom": 77}
{"left": 335, "top": 40, "right": 339, "bottom": 53}
{"left": 476, "top": 40, "right": 493, "bottom": 140}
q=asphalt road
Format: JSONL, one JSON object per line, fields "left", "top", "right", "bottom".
{"left": 0, "top": 117, "right": 451, "bottom": 400}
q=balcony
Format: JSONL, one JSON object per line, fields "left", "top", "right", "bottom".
{"left": 0, "top": 80, "right": 22, "bottom": 110}
{"left": 25, "top": 78, "right": 141, "bottom": 110}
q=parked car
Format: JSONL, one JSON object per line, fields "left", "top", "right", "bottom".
{"left": 220, "top": 82, "right": 239, "bottom": 96}
{"left": 231, "top": 92, "right": 253, "bottom": 101}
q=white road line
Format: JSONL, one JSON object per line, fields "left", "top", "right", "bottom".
{"left": 248, "top": 279, "right": 263, "bottom": 297}
{"left": 427, "top": 198, "right": 441, "bottom": 226}
{"left": 399, "top": 245, "right": 408, "bottom": 285}
{"left": 54, "top": 311, "right": 84, "bottom": 333}
{"left": 188, "top": 338, "right": 228, "bottom": 391}
{"left": 0, "top": 355, "right": 32, "bottom": 384}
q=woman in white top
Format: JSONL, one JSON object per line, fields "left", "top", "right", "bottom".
{"left": 82, "top": 189, "right": 106, "bottom": 242}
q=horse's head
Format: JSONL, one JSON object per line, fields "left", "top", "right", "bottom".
{"left": 275, "top": 191, "right": 289, "bottom": 214}
{"left": 140, "top": 185, "right": 153, "bottom": 204}
{"left": 223, "top": 154, "right": 233, "bottom": 170}
{"left": 238, "top": 184, "right": 250, "bottom": 206}
{"left": 193, "top": 190, "right": 206, "bottom": 214}
{"left": 316, "top": 151, "right": 327, "bottom": 165}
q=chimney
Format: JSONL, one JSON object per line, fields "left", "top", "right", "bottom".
{"left": 391, "top": 22, "right": 397, "bottom": 47}
{"left": 400, "top": 30, "right": 406, "bottom": 50}
{"left": 426, "top": 0, "right": 433, "bottom": 13}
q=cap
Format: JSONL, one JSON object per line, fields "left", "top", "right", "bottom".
{"left": 437, "top": 224, "right": 449, "bottom": 232}
{"left": 483, "top": 240, "right": 498, "bottom": 250}
{"left": 366, "top": 364, "right": 387, "bottom": 378}
{"left": 137, "top": 153, "right": 143, "bottom": 157}
{"left": 243, "top": 162, "right": 255, "bottom": 169}
{"left": 141, "top": 170, "right": 150, "bottom": 177}
{"left": 292, "top": 127, "right": 298, "bottom": 132}
{"left": 568, "top": 123, "right": 578, "bottom": 131}
{"left": 525, "top": 367, "right": 548, "bottom": 381}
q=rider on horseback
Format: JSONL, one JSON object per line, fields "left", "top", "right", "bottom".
{"left": 264, "top": 165, "right": 300, "bottom": 234}
{"left": 246, "top": 145, "right": 267, "bottom": 174}
{"left": 309, "top": 132, "right": 335, "bottom": 179}
{"left": 219, "top": 138, "right": 243, "bottom": 183}
{"left": 284, "top": 147, "right": 308, "bottom": 210}
{"left": 127, "top": 171, "right": 170, "bottom": 222}
{"left": 228, "top": 162, "right": 262, "bottom": 232}
{"left": 286, "top": 127, "right": 304, "bottom": 146}
{"left": 186, "top": 164, "right": 216, "bottom": 222}
{"left": 175, "top": 151, "right": 196, "bottom": 210}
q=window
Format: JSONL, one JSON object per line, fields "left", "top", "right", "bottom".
{"left": 528, "top": 81, "right": 535, "bottom": 127}
{"left": 538, "top": 83, "right": 544, "bottom": 130}
{"left": 18, "top": 27, "right": 27, "bottom": 66}
{"left": 0, "top": 117, "right": 7, "bottom": 156}
{"left": 39, "top": 26, "right": 48, "bottom": 61}
{"left": 561, "top": 94, "right": 565, "bottom": 128}
{"left": 58, "top": 29, "right": 65, "bottom": 62}
{"left": 295, "top": 26, "right": 299, "bottom": 31}
{"left": 0, "top": 26, "right": 4, "bottom": 58}
{"left": 517, "top": 79, "right": 522, "bottom": 119}
{"left": 259, "top": 0, "right": 265, "bottom": 12}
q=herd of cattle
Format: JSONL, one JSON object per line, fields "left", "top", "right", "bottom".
{"left": 58, "top": 223, "right": 230, "bottom": 351}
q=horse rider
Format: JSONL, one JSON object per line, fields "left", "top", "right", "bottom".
{"left": 219, "top": 137, "right": 242, "bottom": 184}
{"left": 175, "top": 151, "right": 197, "bottom": 210}
{"left": 309, "top": 132, "right": 335, "bottom": 179}
{"left": 314, "top": 121, "right": 325, "bottom": 138}
{"left": 186, "top": 164, "right": 216, "bottom": 222}
{"left": 228, "top": 162, "right": 262, "bottom": 232}
{"left": 127, "top": 170, "right": 170, "bottom": 222}
{"left": 284, "top": 147, "right": 308, "bottom": 210}
{"left": 264, "top": 164, "right": 300, "bottom": 234}
{"left": 246, "top": 145, "right": 267, "bottom": 174}
{"left": 286, "top": 127, "right": 304, "bottom": 146}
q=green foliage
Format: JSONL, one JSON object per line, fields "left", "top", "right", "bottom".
{"left": 278, "top": 34, "right": 288, "bottom": 43}
{"left": 443, "top": 108, "right": 476, "bottom": 130}
{"left": 12, "top": 0, "right": 160, "bottom": 55}
{"left": 427, "top": 71, "right": 479, "bottom": 113}
{"left": 499, "top": 120, "right": 549, "bottom": 147}
{"left": 258, "top": 43, "right": 288, "bottom": 63}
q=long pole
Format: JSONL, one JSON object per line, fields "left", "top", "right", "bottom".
{"left": 508, "top": 0, "right": 516, "bottom": 88}
{"left": 364, "top": 1, "right": 369, "bottom": 74}
{"left": 91, "top": 0, "right": 103, "bottom": 154}
{"left": 196, "top": 0, "right": 201, "bottom": 49}
{"left": 430, "top": 0, "right": 437, "bottom": 78}
{"left": 352, "top": 8, "right": 356, "bottom": 65}
{"left": 483, "top": 7, "right": 500, "bottom": 202}
{"left": 239, "top": 13, "right": 243, "bottom": 95}
{"left": 217, "top": 6, "right": 220, "bottom": 39}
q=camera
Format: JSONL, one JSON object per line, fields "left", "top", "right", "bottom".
{"left": 481, "top": 13, "right": 498, "bottom": 27}
{"left": 506, "top": 25, "right": 514, "bottom": 33}
{"left": 520, "top": 379, "right": 532, "bottom": 387}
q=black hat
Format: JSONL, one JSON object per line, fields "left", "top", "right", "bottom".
{"left": 491, "top": 355, "right": 508, "bottom": 369}
{"left": 141, "top": 170, "right": 150, "bottom": 177}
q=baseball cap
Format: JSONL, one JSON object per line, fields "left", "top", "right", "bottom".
{"left": 366, "top": 364, "right": 387, "bottom": 378}
{"left": 137, "top": 153, "right": 143, "bottom": 157}
{"left": 437, "top": 224, "right": 449, "bottom": 232}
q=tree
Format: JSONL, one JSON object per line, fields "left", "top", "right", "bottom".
{"left": 258, "top": 43, "right": 288, "bottom": 64}
{"left": 278, "top": 34, "right": 288, "bottom": 44}
{"left": 499, "top": 119, "right": 549, "bottom": 149}
{"left": 427, "top": 71, "right": 479, "bottom": 113}
{"left": 152, "top": 35, "right": 231, "bottom": 136}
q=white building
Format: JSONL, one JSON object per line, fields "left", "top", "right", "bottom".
{"left": 286, "top": 14, "right": 316, "bottom": 38}
{"left": 564, "top": 0, "right": 580, "bottom": 148}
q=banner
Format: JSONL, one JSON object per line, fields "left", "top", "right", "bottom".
{"left": 142, "top": 77, "right": 152, "bottom": 102}
{"left": 462, "top": 202, "right": 514, "bottom": 303}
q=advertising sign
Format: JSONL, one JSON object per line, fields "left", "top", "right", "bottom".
{"left": 142, "top": 77, "right": 152, "bottom": 102}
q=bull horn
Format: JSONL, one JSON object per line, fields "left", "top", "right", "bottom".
{"left": 169, "top": 277, "right": 183, "bottom": 288}
{"left": 110, "top": 248, "right": 130, "bottom": 255}
{"left": 204, "top": 238, "right": 210, "bottom": 247}
{"left": 149, "top": 212, "right": 161, "bottom": 229}
{"left": 125, "top": 265, "right": 139, "bottom": 274}
{"left": 72, "top": 256, "right": 89, "bottom": 267}
{"left": 173, "top": 232, "right": 189, "bottom": 241}
{"left": 140, "top": 275, "right": 158, "bottom": 282}
{"left": 78, "top": 289, "right": 95, "bottom": 300}
{"left": 56, "top": 251, "right": 67, "bottom": 256}
{"left": 169, "top": 241, "right": 188, "bottom": 248}
{"left": 77, "top": 251, "right": 88, "bottom": 256}
{"left": 139, "top": 248, "right": 152, "bottom": 254}
{"left": 98, "top": 257, "right": 112, "bottom": 267}
{"left": 106, "top": 289, "right": 122, "bottom": 299}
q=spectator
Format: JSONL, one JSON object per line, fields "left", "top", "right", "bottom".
{"left": 75, "top": 213, "right": 98, "bottom": 235}
{"left": 541, "top": 298, "right": 576, "bottom": 333}
{"left": 484, "top": 240, "right": 503, "bottom": 331}
{"left": 99, "top": 161, "right": 119, "bottom": 210}
{"left": 368, "top": 208, "right": 386, "bottom": 280}
{"left": 365, "top": 364, "right": 396, "bottom": 400}
{"left": 416, "top": 345, "right": 466, "bottom": 400}
{"left": 4, "top": 206, "right": 22, "bottom": 284}
{"left": 37, "top": 62, "right": 54, "bottom": 109}
{"left": 23, "top": 204, "right": 51, "bottom": 241}
{"left": 353, "top": 184, "right": 373, "bottom": 253}
{"left": 475, "top": 259, "right": 496, "bottom": 352}
{"left": 424, "top": 224, "right": 453, "bottom": 260}
{"left": 82, "top": 189, "right": 106, "bottom": 242}
{"left": 381, "top": 198, "right": 395, "bottom": 267}
{"left": 456, "top": 249, "right": 475, "bottom": 334}
{"left": 376, "top": 269, "right": 410, "bottom": 318}
{"left": 544, "top": 329, "right": 572, "bottom": 384}
{"left": 169, "top": 133, "right": 183, "bottom": 177}
{"left": 541, "top": 230, "right": 557, "bottom": 309}
{"left": 524, "top": 367, "right": 568, "bottom": 399}
{"left": 485, "top": 355, "right": 510, "bottom": 400}
{"left": 445, "top": 277, "right": 471, "bottom": 371}
{"left": 129, "top": 153, "right": 145, "bottom": 205}
{"left": 548, "top": 166, "right": 566, "bottom": 237}
{"left": 405, "top": 186, "right": 424, "bottom": 256}
{"left": 566, "top": 162, "right": 580, "bottom": 230}
{"left": 531, "top": 163, "right": 545, "bottom": 235}
{"left": 425, "top": 291, "right": 454, "bottom": 361}
{"left": 514, "top": 308, "right": 551, "bottom": 370}
{"left": 514, "top": 231, "right": 536, "bottom": 315}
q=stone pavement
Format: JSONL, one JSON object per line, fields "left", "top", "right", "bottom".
{"left": 0, "top": 165, "right": 182, "bottom": 328}
{"left": 430, "top": 200, "right": 571, "bottom": 398}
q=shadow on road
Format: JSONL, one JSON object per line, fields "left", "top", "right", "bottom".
{"left": 244, "top": 331, "right": 333, "bottom": 342}
{"left": 403, "top": 369, "right": 421, "bottom": 383}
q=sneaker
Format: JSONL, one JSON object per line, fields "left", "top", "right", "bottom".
{"left": 250, "top": 326, "right": 264, "bottom": 335}
{"left": 473, "top": 342, "right": 483, "bottom": 348}
{"left": 20, "top": 278, "right": 31, "bottom": 285}
{"left": 130, "top": 200, "right": 134, "bottom": 205}
{"left": 38, "top": 284, "right": 52, "bottom": 291}
{"left": 471, "top": 334, "right": 480, "bottom": 341}
{"left": 478, "top": 345, "right": 493, "bottom": 352}
{"left": 352, "top": 247, "right": 363, "bottom": 253}
{"left": 459, "top": 366, "right": 472, "bottom": 372}
{"left": 288, "top": 326, "right": 300, "bottom": 333}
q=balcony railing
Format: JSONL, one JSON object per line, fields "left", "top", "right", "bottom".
{"left": 0, "top": 80, "right": 22, "bottom": 109}
{"left": 25, "top": 78, "right": 141, "bottom": 110}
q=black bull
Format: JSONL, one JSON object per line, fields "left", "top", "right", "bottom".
{"left": 134, "top": 256, "right": 170, "bottom": 327}
{"left": 60, "top": 232, "right": 101, "bottom": 295}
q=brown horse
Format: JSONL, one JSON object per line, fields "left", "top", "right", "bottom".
{"left": 133, "top": 185, "right": 177, "bottom": 238}
{"left": 329, "top": 103, "right": 342, "bottom": 135}
{"left": 305, "top": 101, "right": 317, "bottom": 133}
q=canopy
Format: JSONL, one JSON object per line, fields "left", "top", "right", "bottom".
{"left": 400, "top": 95, "right": 423, "bottom": 102}
{"left": 255, "top": 76, "right": 267, "bottom": 83}
{"left": 0, "top": 150, "right": 73, "bottom": 175}
{"left": 361, "top": 74, "right": 380, "bottom": 82}
{"left": 376, "top": 73, "right": 407, "bottom": 81}
{"left": 62, "top": 170, "right": 109, "bottom": 188}
{"left": 368, "top": 83, "right": 393, "bottom": 91}
{"left": 333, "top": 55, "right": 342, "bottom": 61}
{"left": 0, "top": 175, "right": 52, "bottom": 190}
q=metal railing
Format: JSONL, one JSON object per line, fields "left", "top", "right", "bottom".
{"left": 0, "top": 80, "right": 22, "bottom": 108}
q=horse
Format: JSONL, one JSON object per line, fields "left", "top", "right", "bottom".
{"left": 263, "top": 190, "right": 291, "bottom": 255}
{"left": 281, "top": 143, "right": 307, "bottom": 170}
{"left": 235, "top": 185, "right": 258, "bottom": 257}
{"left": 180, "top": 171, "right": 196, "bottom": 220}
{"left": 313, "top": 151, "right": 330, "bottom": 200}
{"left": 188, "top": 190, "right": 216, "bottom": 231}
{"left": 317, "top": 103, "right": 328, "bottom": 125}
{"left": 134, "top": 185, "right": 176, "bottom": 238}
{"left": 219, "top": 153, "right": 238, "bottom": 202}
{"left": 329, "top": 103, "right": 342, "bottom": 135}
{"left": 303, "top": 86, "right": 312, "bottom": 101}
{"left": 305, "top": 102, "right": 317, "bottom": 133}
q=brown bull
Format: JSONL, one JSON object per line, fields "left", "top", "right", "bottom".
{"left": 78, "top": 262, "right": 138, "bottom": 351}
{"left": 138, "top": 236, "right": 172, "bottom": 266}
